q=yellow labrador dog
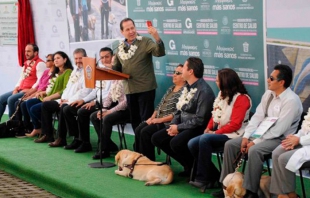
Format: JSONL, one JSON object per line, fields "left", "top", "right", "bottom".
{"left": 223, "top": 172, "right": 270, "bottom": 198}
{"left": 223, "top": 172, "right": 246, "bottom": 198}
{"left": 115, "top": 149, "right": 173, "bottom": 186}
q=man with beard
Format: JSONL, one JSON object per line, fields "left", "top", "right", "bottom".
{"left": 0, "top": 43, "right": 45, "bottom": 122}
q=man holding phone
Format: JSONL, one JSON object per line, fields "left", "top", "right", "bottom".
{"left": 113, "top": 18, "right": 165, "bottom": 148}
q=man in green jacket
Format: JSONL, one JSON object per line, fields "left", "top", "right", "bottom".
{"left": 113, "top": 18, "right": 165, "bottom": 146}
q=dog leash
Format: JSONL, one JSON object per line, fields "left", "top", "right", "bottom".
{"left": 223, "top": 152, "right": 246, "bottom": 191}
{"left": 123, "top": 155, "right": 167, "bottom": 178}
{"left": 9, "top": 95, "right": 27, "bottom": 121}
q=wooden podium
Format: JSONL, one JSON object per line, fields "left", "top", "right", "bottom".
{"left": 82, "top": 57, "right": 129, "bottom": 88}
{"left": 82, "top": 57, "right": 129, "bottom": 168}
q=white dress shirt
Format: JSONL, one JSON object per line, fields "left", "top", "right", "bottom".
{"left": 58, "top": 68, "right": 92, "bottom": 104}
{"left": 243, "top": 88, "right": 303, "bottom": 144}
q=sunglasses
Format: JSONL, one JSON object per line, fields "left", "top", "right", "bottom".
{"left": 46, "top": 59, "right": 54, "bottom": 62}
{"left": 269, "top": 76, "right": 281, "bottom": 81}
{"left": 174, "top": 71, "right": 182, "bottom": 75}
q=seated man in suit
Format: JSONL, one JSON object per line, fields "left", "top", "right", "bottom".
{"left": 152, "top": 57, "right": 215, "bottom": 176}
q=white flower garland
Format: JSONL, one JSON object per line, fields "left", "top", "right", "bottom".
{"left": 301, "top": 107, "right": 310, "bottom": 133}
{"left": 46, "top": 74, "right": 59, "bottom": 95}
{"left": 22, "top": 60, "right": 35, "bottom": 79}
{"left": 176, "top": 87, "right": 197, "bottom": 110}
{"left": 211, "top": 96, "right": 228, "bottom": 123}
{"left": 69, "top": 70, "right": 82, "bottom": 84}
{"left": 118, "top": 36, "right": 142, "bottom": 60}
{"left": 110, "top": 81, "right": 123, "bottom": 102}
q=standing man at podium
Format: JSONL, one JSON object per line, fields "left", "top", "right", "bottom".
{"left": 113, "top": 18, "right": 165, "bottom": 138}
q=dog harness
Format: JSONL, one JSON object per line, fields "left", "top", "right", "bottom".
{"left": 123, "top": 155, "right": 167, "bottom": 179}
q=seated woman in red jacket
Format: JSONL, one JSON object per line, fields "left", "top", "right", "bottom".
{"left": 188, "top": 68, "right": 251, "bottom": 191}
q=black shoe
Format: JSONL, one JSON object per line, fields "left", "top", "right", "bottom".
{"left": 74, "top": 142, "right": 92, "bottom": 153}
{"left": 212, "top": 189, "right": 224, "bottom": 198}
{"left": 244, "top": 190, "right": 259, "bottom": 198}
{"left": 64, "top": 139, "right": 81, "bottom": 150}
{"left": 92, "top": 151, "right": 110, "bottom": 159}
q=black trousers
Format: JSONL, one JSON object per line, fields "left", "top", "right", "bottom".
{"left": 62, "top": 104, "right": 83, "bottom": 138}
{"left": 126, "top": 89, "right": 155, "bottom": 132}
{"left": 90, "top": 108, "right": 130, "bottom": 151}
{"left": 63, "top": 105, "right": 97, "bottom": 142}
{"left": 151, "top": 126, "right": 205, "bottom": 170}
{"left": 135, "top": 122, "right": 165, "bottom": 161}
{"left": 41, "top": 101, "right": 68, "bottom": 138}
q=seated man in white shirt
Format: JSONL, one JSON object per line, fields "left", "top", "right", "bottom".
{"left": 62, "top": 47, "right": 113, "bottom": 153}
{"left": 212, "top": 64, "right": 303, "bottom": 198}
{"left": 34, "top": 48, "right": 92, "bottom": 143}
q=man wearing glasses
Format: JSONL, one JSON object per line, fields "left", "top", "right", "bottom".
{"left": 213, "top": 64, "right": 303, "bottom": 198}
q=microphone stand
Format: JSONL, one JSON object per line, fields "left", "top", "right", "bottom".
{"left": 88, "top": 68, "right": 115, "bottom": 168}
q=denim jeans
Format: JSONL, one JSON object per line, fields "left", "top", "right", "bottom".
{"left": 188, "top": 133, "right": 229, "bottom": 182}
{"left": 0, "top": 90, "right": 25, "bottom": 121}
{"left": 25, "top": 98, "right": 42, "bottom": 129}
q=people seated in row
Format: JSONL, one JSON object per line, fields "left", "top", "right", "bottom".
{"left": 270, "top": 108, "right": 310, "bottom": 198}
{"left": 15, "top": 53, "right": 55, "bottom": 134}
{"left": 62, "top": 47, "right": 112, "bottom": 152}
{"left": 38, "top": 48, "right": 91, "bottom": 144}
{"left": 188, "top": 68, "right": 252, "bottom": 191}
{"left": 0, "top": 43, "right": 45, "bottom": 122}
{"left": 25, "top": 51, "right": 73, "bottom": 141}
{"left": 134, "top": 64, "right": 186, "bottom": 161}
{"left": 90, "top": 80, "right": 130, "bottom": 159}
{"left": 213, "top": 64, "right": 303, "bottom": 198}
{"left": 152, "top": 57, "right": 215, "bottom": 177}
{"left": 3, "top": 44, "right": 306, "bottom": 197}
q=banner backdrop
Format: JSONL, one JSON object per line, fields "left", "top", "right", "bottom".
{"left": 128, "top": 0, "right": 266, "bottom": 109}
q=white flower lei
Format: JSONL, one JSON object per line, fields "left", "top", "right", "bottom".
{"left": 212, "top": 96, "right": 228, "bottom": 123}
{"left": 46, "top": 74, "right": 59, "bottom": 95}
{"left": 110, "top": 81, "right": 123, "bottom": 102}
{"left": 176, "top": 87, "right": 197, "bottom": 110}
{"left": 118, "top": 36, "right": 142, "bottom": 60}
{"left": 69, "top": 70, "right": 82, "bottom": 84}
{"left": 22, "top": 60, "right": 35, "bottom": 79}
{"left": 301, "top": 107, "right": 310, "bottom": 133}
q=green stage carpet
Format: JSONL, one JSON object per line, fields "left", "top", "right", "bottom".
{"left": 0, "top": 115, "right": 308, "bottom": 198}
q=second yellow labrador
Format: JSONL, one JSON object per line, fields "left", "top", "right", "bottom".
{"left": 115, "top": 149, "right": 173, "bottom": 186}
{"left": 223, "top": 172, "right": 271, "bottom": 198}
